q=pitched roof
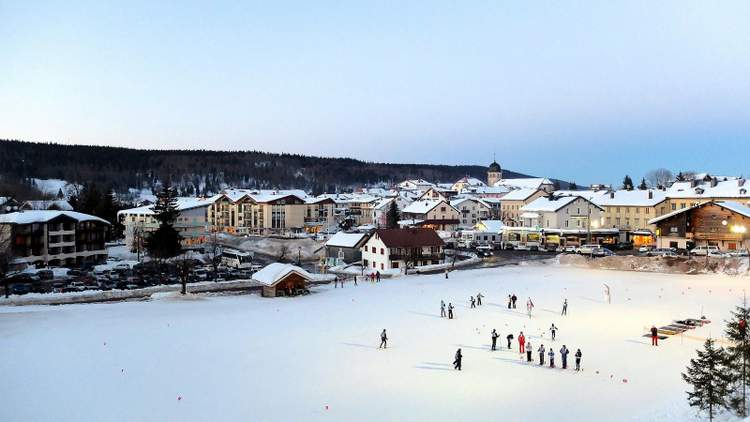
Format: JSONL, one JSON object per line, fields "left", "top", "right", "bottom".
{"left": 475, "top": 220, "right": 505, "bottom": 233}
{"left": 402, "top": 200, "right": 444, "bottom": 215}
{"left": 325, "top": 232, "right": 370, "bottom": 248}
{"left": 522, "top": 195, "right": 603, "bottom": 213}
{"left": 372, "top": 228, "right": 445, "bottom": 248}
{"left": 251, "top": 263, "right": 314, "bottom": 287}
{"left": 647, "top": 200, "right": 750, "bottom": 225}
{"left": 118, "top": 197, "right": 217, "bottom": 216}
{"left": 21, "top": 200, "right": 74, "bottom": 211}
{"left": 493, "top": 178, "right": 553, "bottom": 190}
{"left": 0, "top": 210, "right": 110, "bottom": 225}
{"left": 500, "top": 188, "right": 540, "bottom": 201}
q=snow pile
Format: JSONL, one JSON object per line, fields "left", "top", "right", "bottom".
{"left": 2, "top": 263, "right": 741, "bottom": 421}
{"left": 558, "top": 254, "right": 750, "bottom": 275}
{"left": 227, "top": 235, "right": 324, "bottom": 261}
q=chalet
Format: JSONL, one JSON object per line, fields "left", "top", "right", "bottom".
{"left": 473, "top": 220, "right": 505, "bottom": 245}
{"left": 401, "top": 200, "right": 460, "bottom": 231}
{"left": 360, "top": 228, "right": 445, "bottom": 271}
{"left": 648, "top": 201, "right": 750, "bottom": 251}
{"left": 0, "top": 210, "right": 109, "bottom": 268}
{"left": 252, "top": 263, "right": 314, "bottom": 297}
{"left": 325, "top": 231, "right": 370, "bottom": 266}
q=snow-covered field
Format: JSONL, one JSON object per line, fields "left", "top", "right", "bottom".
{"left": 1, "top": 263, "right": 744, "bottom": 421}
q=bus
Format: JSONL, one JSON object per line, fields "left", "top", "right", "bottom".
{"left": 221, "top": 249, "right": 254, "bottom": 269}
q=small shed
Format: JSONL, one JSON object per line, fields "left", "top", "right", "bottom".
{"left": 325, "top": 231, "right": 370, "bottom": 265}
{"left": 252, "top": 263, "right": 314, "bottom": 297}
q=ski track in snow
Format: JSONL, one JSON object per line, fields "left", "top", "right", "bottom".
{"left": 1, "top": 264, "right": 746, "bottom": 421}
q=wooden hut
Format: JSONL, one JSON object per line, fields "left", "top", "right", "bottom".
{"left": 252, "top": 263, "right": 314, "bottom": 297}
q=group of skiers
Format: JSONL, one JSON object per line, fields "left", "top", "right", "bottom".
{"left": 533, "top": 344, "right": 583, "bottom": 370}
{"left": 440, "top": 300, "right": 455, "bottom": 319}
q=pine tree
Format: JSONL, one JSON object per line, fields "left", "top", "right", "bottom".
{"left": 386, "top": 200, "right": 400, "bottom": 229}
{"left": 146, "top": 182, "right": 182, "bottom": 261}
{"left": 638, "top": 178, "right": 648, "bottom": 190}
{"left": 569, "top": 181, "right": 578, "bottom": 190}
{"left": 682, "top": 338, "right": 733, "bottom": 421}
{"left": 725, "top": 301, "right": 750, "bottom": 416}
{"left": 622, "top": 175, "right": 634, "bottom": 191}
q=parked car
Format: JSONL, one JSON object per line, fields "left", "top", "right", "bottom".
{"left": 690, "top": 245, "right": 720, "bottom": 256}
{"left": 638, "top": 245, "right": 653, "bottom": 254}
{"left": 648, "top": 248, "right": 678, "bottom": 257}
{"left": 592, "top": 247, "right": 615, "bottom": 257}
{"left": 562, "top": 245, "right": 577, "bottom": 253}
{"left": 708, "top": 250, "right": 728, "bottom": 258}
{"left": 728, "top": 249, "right": 750, "bottom": 258}
{"left": 577, "top": 244, "right": 601, "bottom": 255}
{"left": 613, "top": 242, "right": 633, "bottom": 251}
{"left": 10, "top": 283, "right": 31, "bottom": 295}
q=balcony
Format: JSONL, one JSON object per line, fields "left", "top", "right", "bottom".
{"left": 388, "top": 253, "right": 444, "bottom": 261}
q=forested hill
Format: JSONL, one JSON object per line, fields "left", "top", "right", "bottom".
{"left": 0, "top": 139, "right": 562, "bottom": 196}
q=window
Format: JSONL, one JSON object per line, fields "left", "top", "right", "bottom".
{"left": 380, "top": 248, "right": 384, "bottom": 255}
{"left": 680, "top": 203, "right": 686, "bottom": 209}
{"left": 392, "top": 262, "right": 399, "bottom": 268}
{"left": 565, "top": 220, "right": 569, "bottom": 227}
{"left": 671, "top": 204, "right": 676, "bottom": 211}
{"left": 380, "top": 263, "right": 384, "bottom": 270}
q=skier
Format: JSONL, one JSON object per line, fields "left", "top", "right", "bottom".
{"left": 526, "top": 341, "right": 533, "bottom": 362}
{"left": 448, "top": 303, "right": 454, "bottom": 319}
{"left": 526, "top": 298, "right": 534, "bottom": 318}
{"left": 650, "top": 325, "right": 658, "bottom": 346}
{"left": 491, "top": 329, "right": 499, "bottom": 351}
{"left": 507, "top": 294, "right": 512, "bottom": 309}
{"left": 376, "top": 271, "right": 381, "bottom": 282}
{"left": 512, "top": 294, "right": 518, "bottom": 309}
{"left": 538, "top": 344, "right": 546, "bottom": 365}
{"left": 440, "top": 300, "right": 446, "bottom": 318}
{"left": 445, "top": 268, "right": 449, "bottom": 279}
{"left": 379, "top": 329, "right": 388, "bottom": 349}
{"left": 548, "top": 348, "right": 555, "bottom": 368}
{"left": 453, "top": 348, "right": 463, "bottom": 371}
{"left": 561, "top": 299, "right": 568, "bottom": 316}
{"left": 518, "top": 331, "right": 526, "bottom": 354}
{"left": 506, "top": 333, "right": 514, "bottom": 349}
{"left": 549, "top": 323, "right": 558, "bottom": 341}
{"left": 603, "top": 283, "right": 611, "bottom": 304}
{"left": 560, "top": 345, "right": 570, "bottom": 369}
{"left": 476, "top": 292, "right": 483, "bottom": 306}
{"left": 470, "top": 296, "right": 476, "bottom": 309}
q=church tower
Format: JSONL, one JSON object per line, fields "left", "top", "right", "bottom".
{"left": 487, "top": 156, "right": 502, "bottom": 186}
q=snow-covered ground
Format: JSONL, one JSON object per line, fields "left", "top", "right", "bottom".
{"left": 1, "top": 263, "right": 744, "bottom": 421}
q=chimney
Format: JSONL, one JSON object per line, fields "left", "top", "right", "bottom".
{"left": 739, "top": 179, "right": 746, "bottom": 187}
{"left": 690, "top": 179, "right": 698, "bottom": 188}
{"left": 609, "top": 191, "right": 615, "bottom": 199}
{"left": 710, "top": 178, "right": 718, "bottom": 188}
{"left": 648, "top": 190, "right": 653, "bottom": 199}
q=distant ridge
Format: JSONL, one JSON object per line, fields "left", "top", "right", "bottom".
{"left": 0, "top": 139, "right": 570, "bottom": 195}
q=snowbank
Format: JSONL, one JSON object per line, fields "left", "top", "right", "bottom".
{"left": 219, "top": 234, "right": 325, "bottom": 261}
{"left": 558, "top": 254, "right": 750, "bottom": 275}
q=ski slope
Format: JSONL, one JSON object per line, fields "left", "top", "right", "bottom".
{"left": 1, "top": 263, "right": 744, "bottom": 421}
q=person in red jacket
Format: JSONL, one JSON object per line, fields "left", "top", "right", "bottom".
{"left": 518, "top": 332, "right": 526, "bottom": 353}
{"left": 650, "top": 325, "right": 659, "bottom": 346}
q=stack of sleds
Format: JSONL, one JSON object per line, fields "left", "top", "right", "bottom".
{"left": 642, "top": 318, "right": 711, "bottom": 340}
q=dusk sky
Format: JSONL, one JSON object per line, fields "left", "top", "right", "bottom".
{"left": 2, "top": 1, "right": 749, "bottom": 185}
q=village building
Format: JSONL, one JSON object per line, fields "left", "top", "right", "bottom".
{"left": 324, "top": 231, "right": 370, "bottom": 266}
{"left": 487, "top": 160, "right": 503, "bottom": 186}
{"left": 593, "top": 189, "right": 668, "bottom": 246}
{"left": 397, "top": 179, "right": 435, "bottom": 191}
{"left": 519, "top": 194, "right": 607, "bottom": 248}
{"left": 252, "top": 263, "right": 314, "bottom": 297}
{"left": 0, "top": 210, "right": 109, "bottom": 269}
{"left": 371, "top": 197, "right": 412, "bottom": 228}
{"left": 449, "top": 197, "right": 492, "bottom": 228}
{"left": 119, "top": 197, "right": 216, "bottom": 249}
{"left": 400, "top": 199, "right": 461, "bottom": 231}
{"left": 473, "top": 220, "right": 505, "bottom": 245}
{"left": 663, "top": 176, "right": 750, "bottom": 212}
{"left": 499, "top": 188, "right": 546, "bottom": 226}
{"left": 648, "top": 201, "right": 750, "bottom": 251}
{"left": 493, "top": 177, "right": 555, "bottom": 193}
{"left": 417, "top": 187, "right": 455, "bottom": 202}
{"left": 360, "top": 228, "right": 445, "bottom": 271}
{"left": 451, "top": 176, "right": 486, "bottom": 193}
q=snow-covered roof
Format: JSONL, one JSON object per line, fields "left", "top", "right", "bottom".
{"left": 402, "top": 200, "right": 444, "bottom": 215}
{"left": 453, "top": 176, "right": 486, "bottom": 187}
{"left": 500, "top": 188, "right": 540, "bottom": 201}
{"left": 475, "top": 220, "right": 505, "bottom": 233}
{"left": 520, "top": 212, "right": 540, "bottom": 219}
{"left": 118, "top": 197, "right": 217, "bottom": 216}
{"left": 521, "top": 195, "right": 600, "bottom": 213}
{"left": 251, "top": 263, "right": 314, "bottom": 287}
{"left": 449, "top": 197, "right": 490, "bottom": 209}
{"left": 493, "top": 178, "right": 553, "bottom": 190}
{"left": 594, "top": 190, "right": 667, "bottom": 207}
{"left": 21, "top": 200, "right": 74, "bottom": 211}
{"left": 664, "top": 179, "right": 750, "bottom": 199}
{"left": 325, "top": 232, "right": 369, "bottom": 248}
{"left": 716, "top": 201, "right": 750, "bottom": 219}
{"left": 646, "top": 200, "right": 750, "bottom": 225}
{"left": 460, "top": 186, "right": 510, "bottom": 195}
{"left": 0, "top": 210, "right": 110, "bottom": 225}
{"left": 221, "top": 189, "right": 309, "bottom": 203}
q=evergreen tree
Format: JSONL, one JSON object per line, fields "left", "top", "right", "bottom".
{"left": 682, "top": 338, "right": 733, "bottom": 421}
{"left": 146, "top": 182, "right": 182, "bottom": 261}
{"left": 725, "top": 301, "right": 750, "bottom": 416}
{"left": 386, "top": 200, "right": 400, "bottom": 229}
{"left": 638, "top": 178, "right": 648, "bottom": 190}
{"left": 569, "top": 181, "right": 578, "bottom": 190}
{"left": 553, "top": 180, "right": 561, "bottom": 191}
{"left": 622, "top": 175, "right": 634, "bottom": 191}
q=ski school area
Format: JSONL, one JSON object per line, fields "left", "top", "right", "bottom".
{"left": 0, "top": 263, "right": 742, "bottom": 421}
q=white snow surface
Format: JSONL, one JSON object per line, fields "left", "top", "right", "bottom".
{"left": 1, "top": 264, "right": 744, "bottom": 421}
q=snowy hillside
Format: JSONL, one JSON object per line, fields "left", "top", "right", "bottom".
{"left": 1, "top": 264, "right": 744, "bottom": 421}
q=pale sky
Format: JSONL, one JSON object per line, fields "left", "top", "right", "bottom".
{"left": 2, "top": 1, "right": 749, "bottom": 185}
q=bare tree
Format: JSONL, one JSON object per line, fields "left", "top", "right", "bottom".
{"left": 645, "top": 168, "right": 674, "bottom": 188}
{"left": 0, "top": 226, "right": 13, "bottom": 298}
{"left": 278, "top": 244, "right": 290, "bottom": 262}
{"left": 203, "top": 230, "right": 222, "bottom": 281}
{"left": 175, "top": 250, "right": 195, "bottom": 295}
